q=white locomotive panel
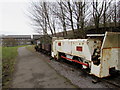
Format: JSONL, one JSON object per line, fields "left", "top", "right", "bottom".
{"left": 52, "top": 32, "right": 120, "bottom": 78}
{"left": 53, "top": 39, "right": 101, "bottom": 61}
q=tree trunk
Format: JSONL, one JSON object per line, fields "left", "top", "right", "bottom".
{"left": 68, "top": 2, "right": 75, "bottom": 38}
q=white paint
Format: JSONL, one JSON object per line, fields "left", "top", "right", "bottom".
{"left": 52, "top": 32, "right": 120, "bottom": 78}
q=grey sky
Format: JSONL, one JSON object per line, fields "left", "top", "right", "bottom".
{"left": 0, "top": 0, "right": 119, "bottom": 35}
{"left": 0, "top": 0, "right": 60, "bottom": 35}
{"left": 0, "top": 0, "right": 38, "bottom": 35}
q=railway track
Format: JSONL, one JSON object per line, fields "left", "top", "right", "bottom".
{"left": 50, "top": 57, "right": 120, "bottom": 88}
{"left": 102, "top": 75, "right": 120, "bottom": 88}
{"left": 37, "top": 50, "right": 120, "bottom": 88}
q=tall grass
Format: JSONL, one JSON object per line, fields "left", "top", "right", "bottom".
{"left": 2, "top": 46, "right": 18, "bottom": 88}
{"left": 0, "top": 46, "right": 2, "bottom": 89}
{"left": 2, "top": 47, "right": 18, "bottom": 60}
{"left": 2, "top": 45, "right": 28, "bottom": 88}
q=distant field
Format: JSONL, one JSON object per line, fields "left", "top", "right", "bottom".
{"left": 2, "top": 45, "right": 28, "bottom": 88}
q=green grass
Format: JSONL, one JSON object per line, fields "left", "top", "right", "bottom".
{"left": 2, "top": 45, "right": 28, "bottom": 88}
{"left": 0, "top": 46, "right": 2, "bottom": 89}
{"left": 26, "top": 45, "right": 35, "bottom": 52}
{"left": 2, "top": 47, "right": 18, "bottom": 60}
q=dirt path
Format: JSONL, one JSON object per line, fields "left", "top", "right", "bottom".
{"left": 12, "top": 47, "right": 76, "bottom": 88}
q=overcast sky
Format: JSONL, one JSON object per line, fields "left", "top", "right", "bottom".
{"left": 0, "top": 0, "right": 118, "bottom": 35}
{"left": 0, "top": 0, "right": 58, "bottom": 35}
{"left": 0, "top": 0, "right": 38, "bottom": 35}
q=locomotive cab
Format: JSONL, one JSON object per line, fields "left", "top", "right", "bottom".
{"left": 91, "top": 32, "right": 120, "bottom": 78}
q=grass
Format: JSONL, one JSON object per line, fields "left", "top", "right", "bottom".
{"left": 0, "top": 46, "right": 2, "bottom": 88}
{"left": 2, "top": 45, "right": 28, "bottom": 88}
{"left": 2, "top": 47, "right": 18, "bottom": 60}
{"left": 26, "top": 45, "right": 35, "bottom": 52}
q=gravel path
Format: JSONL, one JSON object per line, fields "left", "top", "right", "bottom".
{"left": 49, "top": 60, "right": 117, "bottom": 88}
{"left": 34, "top": 51, "right": 119, "bottom": 88}
{"left": 11, "top": 47, "right": 76, "bottom": 88}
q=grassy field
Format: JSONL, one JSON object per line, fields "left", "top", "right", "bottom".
{"left": 2, "top": 45, "right": 28, "bottom": 88}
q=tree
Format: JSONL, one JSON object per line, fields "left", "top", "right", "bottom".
{"left": 2, "top": 38, "right": 17, "bottom": 47}
{"left": 67, "top": 1, "right": 76, "bottom": 37}
{"left": 58, "top": 2, "right": 67, "bottom": 37}
{"left": 28, "top": 2, "right": 57, "bottom": 36}
{"left": 113, "top": 0, "right": 117, "bottom": 27}
{"left": 92, "top": 0, "right": 105, "bottom": 32}
{"left": 118, "top": 1, "right": 120, "bottom": 27}
{"left": 73, "top": 0, "right": 88, "bottom": 38}
{"left": 102, "top": 0, "right": 113, "bottom": 29}
{"left": 51, "top": 1, "right": 68, "bottom": 37}
{"left": 28, "top": 0, "right": 119, "bottom": 39}
{"left": 28, "top": 2, "right": 48, "bottom": 35}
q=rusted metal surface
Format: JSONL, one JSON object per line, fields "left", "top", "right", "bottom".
{"left": 96, "top": 32, "right": 120, "bottom": 78}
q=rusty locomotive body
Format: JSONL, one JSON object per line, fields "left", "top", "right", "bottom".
{"left": 35, "top": 32, "right": 120, "bottom": 78}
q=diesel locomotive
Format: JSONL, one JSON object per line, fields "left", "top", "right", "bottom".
{"left": 35, "top": 32, "right": 120, "bottom": 78}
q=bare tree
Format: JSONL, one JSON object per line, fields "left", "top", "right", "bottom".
{"left": 28, "top": 2, "right": 48, "bottom": 35}
{"left": 60, "top": 1, "right": 76, "bottom": 37}
{"left": 118, "top": 1, "right": 120, "bottom": 27}
{"left": 102, "top": 0, "right": 113, "bottom": 29}
{"left": 43, "top": 2, "right": 55, "bottom": 36}
{"left": 28, "top": 0, "right": 119, "bottom": 39}
{"left": 92, "top": 0, "right": 105, "bottom": 32}
{"left": 67, "top": 1, "right": 76, "bottom": 37}
{"left": 59, "top": 2, "right": 67, "bottom": 37}
{"left": 2, "top": 38, "right": 18, "bottom": 47}
{"left": 28, "top": 2, "right": 57, "bottom": 36}
{"left": 113, "top": 0, "right": 117, "bottom": 27}
{"left": 73, "top": 0, "right": 88, "bottom": 38}
{"left": 52, "top": 1, "right": 68, "bottom": 37}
